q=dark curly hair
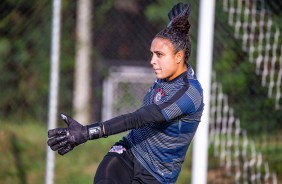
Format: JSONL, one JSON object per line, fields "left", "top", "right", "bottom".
{"left": 155, "top": 3, "right": 191, "bottom": 63}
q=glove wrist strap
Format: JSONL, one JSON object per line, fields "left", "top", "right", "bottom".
{"left": 87, "top": 123, "right": 104, "bottom": 140}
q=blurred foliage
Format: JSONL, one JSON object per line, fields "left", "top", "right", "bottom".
{"left": 0, "top": 0, "right": 51, "bottom": 121}
{"left": 0, "top": 0, "right": 77, "bottom": 122}
{"left": 213, "top": 1, "right": 282, "bottom": 135}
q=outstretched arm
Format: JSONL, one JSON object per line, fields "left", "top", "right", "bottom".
{"left": 47, "top": 103, "right": 165, "bottom": 155}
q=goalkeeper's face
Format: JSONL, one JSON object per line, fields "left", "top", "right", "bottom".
{"left": 150, "top": 37, "right": 186, "bottom": 81}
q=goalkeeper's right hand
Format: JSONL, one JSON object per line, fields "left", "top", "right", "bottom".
{"left": 47, "top": 113, "right": 104, "bottom": 155}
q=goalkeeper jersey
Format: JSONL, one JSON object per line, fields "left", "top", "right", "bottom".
{"left": 125, "top": 64, "right": 204, "bottom": 184}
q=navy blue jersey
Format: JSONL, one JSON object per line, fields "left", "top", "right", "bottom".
{"left": 125, "top": 64, "right": 204, "bottom": 183}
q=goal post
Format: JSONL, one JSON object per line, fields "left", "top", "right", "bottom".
{"left": 191, "top": 0, "right": 216, "bottom": 183}
{"left": 45, "top": 0, "right": 62, "bottom": 184}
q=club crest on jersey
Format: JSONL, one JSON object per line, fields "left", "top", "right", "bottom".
{"left": 154, "top": 88, "right": 165, "bottom": 102}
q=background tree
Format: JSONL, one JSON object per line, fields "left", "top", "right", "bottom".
{"left": 73, "top": 0, "right": 93, "bottom": 125}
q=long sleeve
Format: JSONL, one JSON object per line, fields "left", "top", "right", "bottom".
{"left": 102, "top": 103, "right": 165, "bottom": 136}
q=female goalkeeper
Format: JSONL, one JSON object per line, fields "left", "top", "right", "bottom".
{"left": 47, "top": 2, "right": 204, "bottom": 184}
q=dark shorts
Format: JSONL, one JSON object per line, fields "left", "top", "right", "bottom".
{"left": 94, "top": 138, "right": 160, "bottom": 184}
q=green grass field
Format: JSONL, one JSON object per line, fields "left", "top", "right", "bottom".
{"left": 0, "top": 122, "right": 193, "bottom": 184}
{"left": 2, "top": 122, "right": 281, "bottom": 183}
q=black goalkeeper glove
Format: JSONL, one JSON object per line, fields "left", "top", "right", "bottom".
{"left": 167, "top": 2, "right": 191, "bottom": 27}
{"left": 47, "top": 113, "right": 104, "bottom": 155}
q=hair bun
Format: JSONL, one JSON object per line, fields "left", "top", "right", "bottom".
{"left": 168, "top": 3, "right": 191, "bottom": 35}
